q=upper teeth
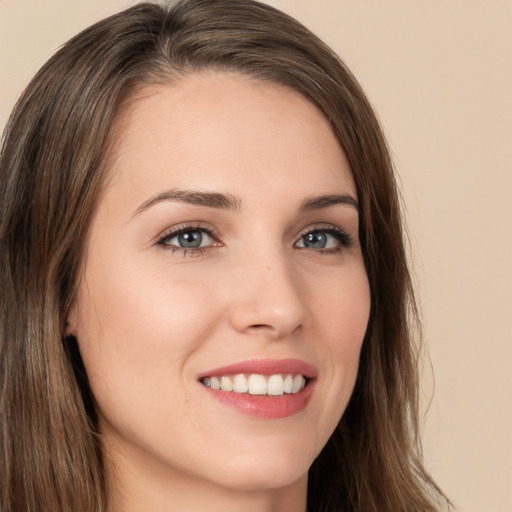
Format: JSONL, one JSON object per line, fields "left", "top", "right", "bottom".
{"left": 201, "top": 374, "right": 306, "bottom": 396}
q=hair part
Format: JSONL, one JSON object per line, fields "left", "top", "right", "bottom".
{"left": 0, "top": 1, "right": 450, "bottom": 511}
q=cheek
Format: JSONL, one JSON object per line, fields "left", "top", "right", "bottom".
{"left": 308, "top": 264, "right": 370, "bottom": 427}
{"left": 73, "top": 253, "right": 222, "bottom": 408}
{"left": 334, "top": 271, "right": 370, "bottom": 378}
{"left": 313, "top": 261, "right": 370, "bottom": 352}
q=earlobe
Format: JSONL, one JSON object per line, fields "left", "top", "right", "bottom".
{"left": 65, "top": 322, "right": 76, "bottom": 337}
{"left": 65, "top": 302, "right": 78, "bottom": 337}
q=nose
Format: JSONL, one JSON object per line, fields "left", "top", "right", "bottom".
{"left": 228, "top": 249, "right": 307, "bottom": 339}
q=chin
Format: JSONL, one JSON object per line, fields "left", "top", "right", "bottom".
{"left": 200, "top": 439, "right": 317, "bottom": 492}
{"left": 214, "top": 460, "right": 310, "bottom": 492}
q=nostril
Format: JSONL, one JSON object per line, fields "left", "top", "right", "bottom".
{"left": 229, "top": 289, "right": 306, "bottom": 338}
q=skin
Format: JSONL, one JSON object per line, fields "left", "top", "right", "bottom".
{"left": 70, "top": 72, "right": 371, "bottom": 512}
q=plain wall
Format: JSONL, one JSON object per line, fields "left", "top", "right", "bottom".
{"left": 1, "top": 1, "right": 511, "bottom": 511}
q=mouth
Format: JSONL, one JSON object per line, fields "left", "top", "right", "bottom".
{"left": 198, "top": 359, "right": 316, "bottom": 419}
{"left": 200, "top": 373, "right": 309, "bottom": 396}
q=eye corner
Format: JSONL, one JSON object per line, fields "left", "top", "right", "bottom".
{"left": 156, "top": 222, "right": 221, "bottom": 256}
{"left": 294, "top": 225, "right": 355, "bottom": 254}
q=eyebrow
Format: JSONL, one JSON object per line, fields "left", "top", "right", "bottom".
{"left": 299, "top": 194, "right": 360, "bottom": 212}
{"left": 132, "top": 189, "right": 359, "bottom": 216}
{"left": 132, "top": 188, "right": 242, "bottom": 216}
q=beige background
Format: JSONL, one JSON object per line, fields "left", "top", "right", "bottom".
{"left": 1, "top": 1, "right": 510, "bottom": 511}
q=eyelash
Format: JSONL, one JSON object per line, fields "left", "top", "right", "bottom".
{"left": 296, "top": 225, "right": 354, "bottom": 255}
{"left": 156, "top": 223, "right": 354, "bottom": 257}
{"left": 157, "top": 223, "right": 219, "bottom": 257}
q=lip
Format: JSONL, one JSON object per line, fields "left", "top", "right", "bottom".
{"left": 198, "top": 358, "right": 317, "bottom": 380}
{"left": 198, "top": 358, "right": 317, "bottom": 419}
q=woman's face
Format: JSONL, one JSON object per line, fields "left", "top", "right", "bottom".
{"left": 71, "top": 72, "right": 370, "bottom": 499}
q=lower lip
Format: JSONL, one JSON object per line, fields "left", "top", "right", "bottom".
{"left": 201, "top": 380, "right": 316, "bottom": 419}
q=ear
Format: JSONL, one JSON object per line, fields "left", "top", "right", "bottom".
{"left": 65, "top": 301, "right": 78, "bottom": 337}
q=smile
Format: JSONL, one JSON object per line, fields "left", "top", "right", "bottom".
{"left": 201, "top": 373, "right": 307, "bottom": 396}
{"left": 198, "top": 358, "right": 317, "bottom": 418}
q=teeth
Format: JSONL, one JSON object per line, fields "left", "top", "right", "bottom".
{"left": 210, "top": 376, "right": 221, "bottom": 390}
{"left": 233, "top": 374, "right": 249, "bottom": 393}
{"left": 201, "top": 373, "right": 307, "bottom": 396}
{"left": 267, "top": 374, "right": 284, "bottom": 396}
{"left": 283, "top": 374, "right": 293, "bottom": 393}
{"left": 220, "top": 376, "right": 233, "bottom": 391}
{"left": 292, "top": 374, "right": 304, "bottom": 393}
{"left": 248, "top": 374, "right": 267, "bottom": 395}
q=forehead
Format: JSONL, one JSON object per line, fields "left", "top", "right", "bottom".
{"left": 105, "top": 71, "right": 355, "bottom": 205}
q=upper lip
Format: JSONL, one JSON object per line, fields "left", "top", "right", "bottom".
{"left": 198, "top": 358, "right": 317, "bottom": 379}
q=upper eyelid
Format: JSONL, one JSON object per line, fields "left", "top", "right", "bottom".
{"left": 297, "top": 223, "right": 354, "bottom": 239}
{"left": 158, "top": 222, "right": 218, "bottom": 238}
{"left": 299, "top": 223, "right": 357, "bottom": 252}
{"left": 298, "top": 223, "right": 346, "bottom": 234}
{"left": 158, "top": 222, "right": 349, "bottom": 236}
{"left": 155, "top": 222, "right": 355, "bottom": 250}
{"left": 156, "top": 223, "right": 220, "bottom": 249}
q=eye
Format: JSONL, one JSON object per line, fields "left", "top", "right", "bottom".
{"left": 295, "top": 227, "right": 353, "bottom": 252}
{"left": 157, "top": 225, "right": 217, "bottom": 253}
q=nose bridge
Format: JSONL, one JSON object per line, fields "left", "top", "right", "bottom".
{"left": 229, "top": 241, "right": 307, "bottom": 337}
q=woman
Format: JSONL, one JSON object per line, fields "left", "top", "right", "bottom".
{"left": 0, "top": 1, "right": 450, "bottom": 511}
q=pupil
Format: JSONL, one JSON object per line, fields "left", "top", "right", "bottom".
{"left": 178, "top": 231, "right": 202, "bottom": 248}
{"left": 304, "top": 232, "right": 326, "bottom": 249}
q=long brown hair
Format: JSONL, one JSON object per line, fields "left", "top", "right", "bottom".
{"left": 0, "top": 1, "right": 449, "bottom": 511}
